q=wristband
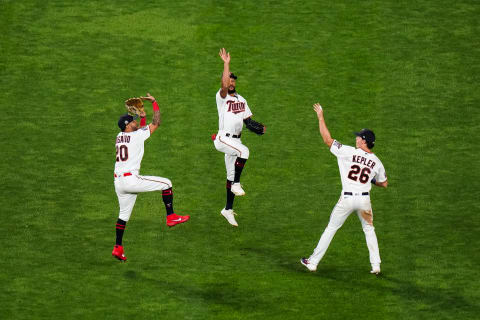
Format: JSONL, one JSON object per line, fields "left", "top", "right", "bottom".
{"left": 371, "top": 178, "right": 377, "bottom": 185}
{"left": 152, "top": 100, "right": 159, "bottom": 111}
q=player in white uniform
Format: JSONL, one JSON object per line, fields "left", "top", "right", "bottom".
{"left": 112, "top": 93, "right": 190, "bottom": 262}
{"left": 213, "top": 48, "right": 266, "bottom": 226}
{"left": 301, "top": 103, "right": 388, "bottom": 274}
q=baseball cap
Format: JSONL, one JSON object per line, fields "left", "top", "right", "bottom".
{"left": 354, "top": 129, "right": 375, "bottom": 147}
{"left": 118, "top": 113, "right": 138, "bottom": 131}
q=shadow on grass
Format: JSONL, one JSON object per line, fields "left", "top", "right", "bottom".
{"left": 240, "top": 246, "right": 479, "bottom": 315}
{"left": 318, "top": 268, "right": 478, "bottom": 315}
{"left": 124, "top": 268, "right": 266, "bottom": 312}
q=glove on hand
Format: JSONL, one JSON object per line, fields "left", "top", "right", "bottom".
{"left": 125, "top": 97, "right": 145, "bottom": 117}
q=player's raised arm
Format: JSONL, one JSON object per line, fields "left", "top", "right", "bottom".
{"left": 141, "top": 93, "right": 161, "bottom": 135}
{"left": 139, "top": 110, "right": 147, "bottom": 127}
{"left": 219, "top": 48, "right": 231, "bottom": 98}
{"left": 313, "top": 103, "right": 334, "bottom": 147}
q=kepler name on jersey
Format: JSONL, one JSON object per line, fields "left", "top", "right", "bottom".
{"left": 352, "top": 155, "right": 376, "bottom": 169}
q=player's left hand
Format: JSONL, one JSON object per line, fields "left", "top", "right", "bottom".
{"left": 263, "top": 126, "right": 267, "bottom": 133}
{"left": 141, "top": 93, "right": 156, "bottom": 102}
{"left": 139, "top": 110, "right": 146, "bottom": 118}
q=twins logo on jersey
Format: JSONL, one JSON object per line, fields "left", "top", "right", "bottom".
{"left": 227, "top": 100, "right": 245, "bottom": 114}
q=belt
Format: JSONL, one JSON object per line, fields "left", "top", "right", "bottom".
{"left": 225, "top": 133, "right": 241, "bottom": 138}
{"left": 114, "top": 172, "right": 132, "bottom": 178}
{"left": 344, "top": 192, "right": 369, "bottom": 196}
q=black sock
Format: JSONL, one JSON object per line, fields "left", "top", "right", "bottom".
{"left": 162, "top": 188, "right": 174, "bottom": 216}
{"left": 226, "top": 180, "right": 235, "bottom": 210}
{"left": 234, "top": 157, "right": 247, "bottom": 183}
{"left": 115, "top": 219, "right": 126, "bottom": 246}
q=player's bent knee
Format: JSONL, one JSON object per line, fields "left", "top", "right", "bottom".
{"left": 241, "top": 147, "right": 250, "bottom": 159}
{"left": 163, "top": 178, "right": 172, "bottom": 189}
{"left": 363, "top": 225, "right": 375, "bottom": 233}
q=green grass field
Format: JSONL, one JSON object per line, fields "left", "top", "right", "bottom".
{"left": 1, "top": 0, "right": 479, "bottom": 319}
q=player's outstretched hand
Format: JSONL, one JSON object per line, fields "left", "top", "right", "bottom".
{"left": 141, "top": 93, "right": 156, "bottom": 102}
{"left": 313, "top": 103, "right": 324, "bottom": 117}
{"left": 219, "top": 48, "right": 231, "bottom": 64}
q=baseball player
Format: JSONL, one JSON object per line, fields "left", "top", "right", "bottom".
{"left": 213, "top": 48, "right": 266, "bottom": 227}
{"left": 112, "top": 93, "right": 190, "bottom": 262}
{"left": 301, "top": 103, "right": 388, "bottom": 274}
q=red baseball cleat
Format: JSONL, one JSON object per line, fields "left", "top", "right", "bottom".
{"left": 112, "top": 245, "right": 127, "bottom": 261}
{"left": 167, "top": 213, "right": 190, "bottom": 227}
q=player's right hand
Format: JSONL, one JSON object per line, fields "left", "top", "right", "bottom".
{"left": 219, "top": 48, "right": 230, "bottom": 64}
{"left": 313, "top": 103, "right": 324, "bottom": 117}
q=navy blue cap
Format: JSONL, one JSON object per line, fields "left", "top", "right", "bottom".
{"left": 354, "top": 129, "right": 375, "bottom": 148}
{"left": 118, "top": 113, "right": 138, "bottom": 131}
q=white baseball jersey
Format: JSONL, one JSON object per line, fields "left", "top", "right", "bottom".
{"left": 216, "top": 89, "right": 252, "bottom": 135}
{"left": 114, "top": 127, "right": 151, "bottom": 173}
{"left": 330, "top": 140, "right": 387, "bottom": 193}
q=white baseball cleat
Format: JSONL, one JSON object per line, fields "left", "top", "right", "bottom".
{"left": 231, "top": 183, "right": 245, "bottom": 196}
{"left": 370, "top": 266, "right": 381, "bottom": 275}
{"left": 300, "top": 257, "right": 317, "bottom": 272}
{"left": 221, "top": 208, "right": 238, "bottom": 227}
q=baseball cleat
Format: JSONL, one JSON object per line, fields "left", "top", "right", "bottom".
{"left": 166, "top": 213, "right": 190, "bottom": 227}
{"left": 300, "top": 257, "right": 317, "bottom": 272}
{"left": 370, "top": 268, "right": 381, "bottom": 275}
{"left": 231, "top": 183, "right": 245, "bottom": 196}
{"left": 221, "top": 208, "right": 238, "bottom": 227}
{"left": 112, "top": 245, "right": 127, "bottom": 262}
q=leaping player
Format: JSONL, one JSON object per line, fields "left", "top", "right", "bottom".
{"left": 112, "top": 93, "right": 190, "bottom": 262}
{"left": 213, "top": 48, "right": 266, "bottom": 227}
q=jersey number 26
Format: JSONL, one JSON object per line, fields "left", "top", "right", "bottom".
{"left": 348, "top": 165, "right": 370, "bottom": 184}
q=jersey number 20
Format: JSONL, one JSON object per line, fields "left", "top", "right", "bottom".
{"left": 348, "top": 165, "right": 370, "bottom": 184}
{"left": 116, "top": 145, "right": 128, "bottom": 162}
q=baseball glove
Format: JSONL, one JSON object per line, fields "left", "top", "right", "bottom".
{"left": 125, "top": 97, "right": 145, "bottom": 116}
{"left": 244, "top": 117, "right": 265, "bottom": 135}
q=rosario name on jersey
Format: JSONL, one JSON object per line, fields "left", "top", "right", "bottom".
{"left": 216, "top": 89, "right": 252, "bottom": 135}
{"left": 114, "top": 126, "right": 150, "bottom": 174}
{"left": 330, "top": 140, "right": 387, "bottom": 193}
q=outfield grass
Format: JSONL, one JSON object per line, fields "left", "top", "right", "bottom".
{"left": 1, "top": 0, "right": 479, "bottom": 319}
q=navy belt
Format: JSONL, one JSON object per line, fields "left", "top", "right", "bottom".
{"left": 344, "top": 192, "right": 369, "bottom": 196}
{"left": 226, "top": 133, "right": 241, "bottom": 138}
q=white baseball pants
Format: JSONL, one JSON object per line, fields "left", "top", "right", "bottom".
{"left": 114, "top": 172, "right": 172, "bottom": 221}
{"left": 309, "top": 193, "right": 381, "bottom": 268}
{"left": 214, "top": 135, "right": 249, "bottom": 181}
